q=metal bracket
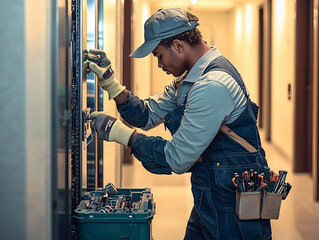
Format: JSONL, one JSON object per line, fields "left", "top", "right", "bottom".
{"left": 82, "top": 108, "right": 94, "bottom": 149}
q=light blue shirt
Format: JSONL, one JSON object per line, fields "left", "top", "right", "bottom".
{"left": 142, "top": 46, "right": 247, "bottom": 173}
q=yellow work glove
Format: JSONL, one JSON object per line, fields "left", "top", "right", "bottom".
{"left": 91, "top": 111, "right": 135, "bottom": 147}
{"left": 86, "top": 49, "right": 125, "bottom": 99}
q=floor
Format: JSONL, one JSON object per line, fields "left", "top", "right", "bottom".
{"left": 122, "top": 128, "right": 319, "bottom": 240}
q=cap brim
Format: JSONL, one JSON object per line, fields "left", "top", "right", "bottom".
{"left": 129, "top": 40, "right": 161, "bottom": 58}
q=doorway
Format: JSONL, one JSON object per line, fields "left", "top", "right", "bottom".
{"left": 294, "top": 0, "right": 313, "bottom": 174}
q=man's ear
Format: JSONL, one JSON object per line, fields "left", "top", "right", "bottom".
{"left": 172, "top": 40, "right": 184, "bottom": 53}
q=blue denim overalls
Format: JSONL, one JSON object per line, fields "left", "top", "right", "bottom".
{"left": 163, "top": 56, "right": 272, "bottom": 240}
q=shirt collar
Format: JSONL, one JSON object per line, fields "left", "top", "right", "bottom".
{"left": 183, "top": 46, "right": 222, "bottom": 83}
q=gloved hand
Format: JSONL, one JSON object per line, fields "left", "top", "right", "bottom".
{"left": 91, "top": 111, "right": 135, "bottom": 147}
{"left": 86, "top": 49, "right": 125, "bottom": 99}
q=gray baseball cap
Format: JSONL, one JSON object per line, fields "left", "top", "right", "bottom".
{"left": 129, "top": 8, "right": 199, "bottom": 58}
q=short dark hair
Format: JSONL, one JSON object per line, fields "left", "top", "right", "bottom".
{"left": 158, "top": 12, "right": 203, "bottom": 49}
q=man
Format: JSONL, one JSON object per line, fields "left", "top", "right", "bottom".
{"left": 86, "top": 8, "right": 272, "bottom": 240}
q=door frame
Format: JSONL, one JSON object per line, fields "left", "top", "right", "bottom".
{"left": 294, "top": 0, "right": 314, "bottom": 174}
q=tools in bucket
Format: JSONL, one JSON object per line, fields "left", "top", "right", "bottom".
{"left": 232, "top": 166, "right": 291, "bottom": 199}
{"left": 233, "top": 166, "right": 292, "bottom": 220}
{"left": 76, "top": 183, "right": 155, "bottom": 214}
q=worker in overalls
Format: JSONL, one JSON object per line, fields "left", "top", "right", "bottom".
{"left": 87, "top": 8, "right": 272, "bottom": 240}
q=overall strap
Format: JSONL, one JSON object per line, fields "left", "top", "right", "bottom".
{"left": 220, "top": 124, "right": 257, "bottom": 152}
{"left": 201, "top": 56, "right": 257, "bottom": 152}
{"left": 182, "top": 55, "right": 249, "bottom": 105}
{"left": 203, "top": 55, "right": 249, "bottom": 98}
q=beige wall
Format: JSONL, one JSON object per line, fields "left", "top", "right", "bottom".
{"left": 132, "top": 0, "right": 152, "bottom": 99}
{"left": 191, "top": 11, "right": 232, "bottom": 59}
{"left": 103, "top": 0, "right": 123, "bottom": 186}
{"left": 228, "top": 2, "right": 260, "bottom": 104}
{"left": 270, "top": 0, "right": 295, "bottom": 160}
{"left": 1, "top": 0, "right": 53, "bottom": 237}
{"left": 26, "top": 0, "right": 52, "bottom": 239}
{"left": 228, "top": 0, "right": 295, "bottom": 160}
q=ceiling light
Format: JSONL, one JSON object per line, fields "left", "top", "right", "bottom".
{"left": 191, "top": 0, "right": 198, "bottom": 5}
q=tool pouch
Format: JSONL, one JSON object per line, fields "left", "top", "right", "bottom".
{"left": 260, "top": 191, "right": 283, "bottom": 219}
{"left": 236, "top": 190, "right": 261, "bottom": 220}
{"left": 236, "top": 190, "right": 284, "bottom": 220}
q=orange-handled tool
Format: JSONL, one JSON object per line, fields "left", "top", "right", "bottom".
{"left": 255, "top": 175, "right": 264, "bottom": 191}
{"left": 271, "top": 174, "right": 279, "bottom": 182}
{"left": 232, "top": 177, "right": 238, "bottom": 187}
{"left": 268, "top": 174, "right": 280, "bottom": 192}
{"left": 232, "top": 173, "right": 239, "bottom": 187}
{"left": 258, "top": 175, "right": 264, "bottom": 185}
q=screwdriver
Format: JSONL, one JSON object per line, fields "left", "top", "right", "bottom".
{"left": 264, "top": 166, "right": 270, "bottom": 185}
{"left": 249, "top": 170, "right": 255, "bottom": 191}
{"left": 255, "top": 175, "right": 265, "bottom": 191}
{"left": 273, "top": 170, "right": 288, "bottom": 193}
{"left": 245, "top": 171, "right": 250, "bottom": 190}
{"left": 282, "top": 182, "right": 292, "bottom": 200}
{"left": 253, "top": 171, "right": 258, "bottom": 191}
{"left": 232, "top": 173, "right": 242, "bottom": 192}
{"left": 267, "top": 174, "right": 279, "bottom": 192}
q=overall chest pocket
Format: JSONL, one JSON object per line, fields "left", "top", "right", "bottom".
{"left": 213, "top": 154, "right": 263, "bottom": 209}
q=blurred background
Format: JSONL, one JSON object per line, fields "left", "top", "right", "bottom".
{"left": 1, "top": 0, "right": 319, "bottom": 239}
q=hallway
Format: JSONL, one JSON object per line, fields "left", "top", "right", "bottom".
{"left": 123, "top": 130, "right": 319, "bottom": 240}
{"left": 3, "top": 0, "right": 319, "bottom": 239}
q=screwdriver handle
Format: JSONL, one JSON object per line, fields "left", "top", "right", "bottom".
{"left": 273, "top": 171, "right": 287, "bottom": 193}
{"left": 272, "top": 174, "right": 280, "bottom": 182}
{"left": 253, "top": 172, "right": 258, "bottom": 189}
{"left": 258, "top": 175, "right": 264, "bottom": 185}
{"left": 268, "top": 180, "right": 277, "bottom": 192}
{"left": 243, "top": 171, "right": 248, "bottom": 181}
{"left": 256, "top": 182, "right": 267, "bottom": 191}
{"left": 232, "top": 177, "right": 238, "bottom": 187}
{"left": 248, "top": 182, "right": 253, "bottom": 192}
{"left": 260, "top": 183, "right": 267, "bottom": 190}
{"left": 264, "top": 166, "right": 270, "bottom": 184}
{"left": 237, "top": 177, "right": 242, "bottom": 192}
{"left": 282, "top": 182, "right": 292, "bottom": 200}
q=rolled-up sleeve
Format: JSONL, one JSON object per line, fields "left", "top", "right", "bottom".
{"left": 164, "top": 79, "right": 235, "bottom": 173}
